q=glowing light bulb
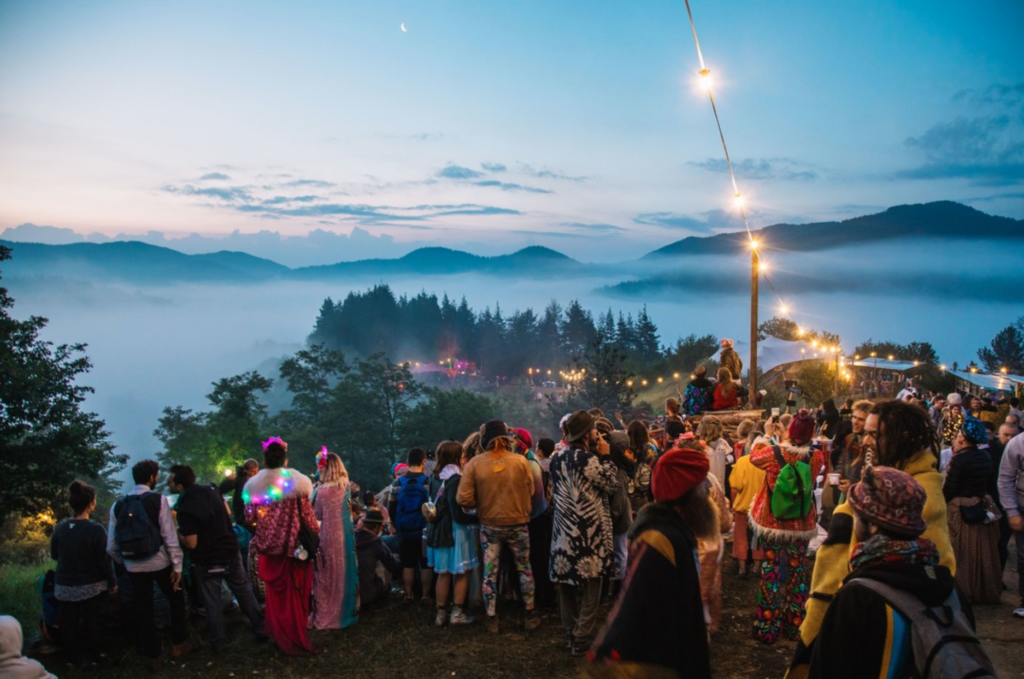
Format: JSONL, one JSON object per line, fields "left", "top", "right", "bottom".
{"left": 940, "top": 364, "right": 947, "bottom": 371}
{"left": 778, "top": 303, "right": 789, "bottom": 315}
{"left": 749, "top": 239, "right": 759, "bottom": 250}
{"left": 698, "top": 68, "right": 712, "bottom": 90}
{"left": 888, "top": 355, "right": 894, "bottom": 361}
{"left": 759, "top": 261, "right": 770, "bottom": 273}
{"left": 733, "top": 193, "right": 745, "bottom": 209}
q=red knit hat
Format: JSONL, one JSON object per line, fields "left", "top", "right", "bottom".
{"left": 848, "top": 465, "right": 927, "bottom": 538}
{"left": 788, "top": 409, "right": 816, "bottom": 446}
{"left": 651, "top": 447, "right": 710, "bottom": 503}
{"left": 511, "top": 427, "right": 533, "bottom": 453}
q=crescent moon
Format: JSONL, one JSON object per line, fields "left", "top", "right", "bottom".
{"left": 400, "top": 22, "right": 407, "bottom": 32}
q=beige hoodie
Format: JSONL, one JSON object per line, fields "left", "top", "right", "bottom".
{"left": 0, "top": 616, "right": 56, "bottom": 679}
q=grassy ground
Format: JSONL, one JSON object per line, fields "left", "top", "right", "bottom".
{"left": 15, "top": 545, "right": 1024, "bottom": 679}
{"left": 0, "top": 562, "right": 50, "bottom": 631}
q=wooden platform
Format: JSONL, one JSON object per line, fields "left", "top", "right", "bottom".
{"left": 689, "top": 409, "right": 766, "bottom": 438}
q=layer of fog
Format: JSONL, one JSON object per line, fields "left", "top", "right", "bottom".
{"left": 7, "top": 237, "right": 1021, "bottom": 486}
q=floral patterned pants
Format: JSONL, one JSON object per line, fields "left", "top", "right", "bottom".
{"left": 753, "top": 537, "right": 809, "bottom": 644}
{"left": 480, "top": 523, "right": 535, "bottom": 617}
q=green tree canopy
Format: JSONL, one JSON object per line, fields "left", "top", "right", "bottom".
{"left": 0, "top": 246, "right": 125, "bottom": 522}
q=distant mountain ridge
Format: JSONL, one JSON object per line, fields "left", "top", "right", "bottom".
{"left": 2, "top": 202, "right": 1021, "bottom": 285}
{"left": 0, "top": 239, "right": 580, "bottom": 285}
{"left": 643, "top": 201, "right": 1024, "bottom": 259}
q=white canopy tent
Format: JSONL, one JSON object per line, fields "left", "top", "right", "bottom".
{"left": 706, "top": 336, "right": 838, "bottom": 376}
{"left": 848, "top": 358, "right": 924, "bottom": 372}
{"left": 947, "top": 370, "right": 1017, "bottom": 393}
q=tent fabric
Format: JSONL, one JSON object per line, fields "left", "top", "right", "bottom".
{"left": 947, "top": 370, "right": 1015, "bottom": 393}
{"left": 847, "top": 358, "right": 922, "bottom": 372}
{"left": 706, "top": 337, "right": 839, "bottom": 375}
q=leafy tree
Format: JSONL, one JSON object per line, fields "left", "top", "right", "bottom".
{"left": 333, "top": 354, "right": 422, "bottom": 485}
{"left": 399, "top": 388, "right": 495, "bottom": 451}
{"left": 664, "top": 333, "right": 720, "bottom": 373}
{"left": 759, "top": 316, "right": 801, "bottom": 341}
{"left": 556, "top": 332, "right": 637, "bottom": 417}
{"left": 278, "top": 343, "right": 349, "bottom": 425}
{"left": 157, "top": 371, "right": 273, "bottom": 482}
{"left": 978, "top": 324, "right": 1024, "bottom": 374}
{"left": 154, "top": 407, "right": 213, "bottom": 478}
{"left": 0, "top": 246, "right": 125, "bottom": 522}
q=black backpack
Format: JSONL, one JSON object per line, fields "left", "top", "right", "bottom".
{"left": 851, "top": 577, "right": 997, "bottom": 679}
{"left": 114, "top": 492, "right": 163, "bottom": 559}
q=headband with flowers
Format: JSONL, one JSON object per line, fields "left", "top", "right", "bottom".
{"left": 262, "top": 436, "right": 284, "bottom": 450}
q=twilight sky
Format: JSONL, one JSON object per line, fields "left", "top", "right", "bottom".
{"left": 1, "top": 0, "right": 1022, "bottom": 262}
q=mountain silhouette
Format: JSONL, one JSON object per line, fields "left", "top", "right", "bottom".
{"left": 643, "top": 201, "right": 1024, "bottom": 259}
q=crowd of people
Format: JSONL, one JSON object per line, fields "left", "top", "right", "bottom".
{"left": 19, "top": 380, "right": 1023, "bottom": 678}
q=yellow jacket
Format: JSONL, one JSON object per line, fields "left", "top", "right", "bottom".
{"left": 786, "top": 449, "right": 954, "bottom": 679}
{"left": 728, "top": 456, "right": 766, "bottom": 514}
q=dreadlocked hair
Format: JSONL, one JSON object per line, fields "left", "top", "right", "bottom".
{"left": 869, "top": 399, "right": 939, "bottom": 470}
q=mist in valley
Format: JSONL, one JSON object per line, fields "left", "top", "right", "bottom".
{"left": 6, "top": 237, "right": 1020, "bottom": 487}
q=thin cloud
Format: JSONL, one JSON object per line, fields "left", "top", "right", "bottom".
{"left": 481, "top": 162, "right": 507, "bottom": 173}
{"left": 899, "top": 82, "right": 1024, "bottom": 186}
{"left": 560, "top": 222, "right": 627, "bottom": 233}
{"left": 516, "top": 163, "right": 587, "bottom": 181}
{"left": 165, "top": 184, "right": 253, "bottom": 202}
{"left": 437, "top": 164, "right": 485, "bottom": 180}
{"left": 472, "top": 180, "right": 552, "bottom": 194}
{"left": 689, "top": 157, "right": 819, "bottom": 181}
{"left": 198, "top": 172, "right": 231, "bottom": 181}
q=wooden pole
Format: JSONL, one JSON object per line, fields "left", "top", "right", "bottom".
{"left": 750, "top": 243, "right": 759, "bottom": 403}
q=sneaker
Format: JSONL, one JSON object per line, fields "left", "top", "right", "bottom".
{"left": 486, "top": 615, "right": 499, "bottom": 634}
{"left": 1013, "top": 605, "right": 1024, "bottom": 619}
{"left": 435, "top": 608, "right": 447, "bottom": 627}
{"left": 449, "top": 609, "right": 475, "bottom": 625}
{"left": 570, "top": 640, "right": 588, "bottom": 657}
{"left": 524, "top": 610, "right": 541, "bottom": 632}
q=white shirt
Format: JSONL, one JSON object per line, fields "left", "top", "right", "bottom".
{"left": 107, "top": 484, "right": 183, "bottom": 573}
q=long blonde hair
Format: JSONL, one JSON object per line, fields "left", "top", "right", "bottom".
{"left": 717, "top": 367, "right": 736, "bottom": 397}
{"left": 319, "top": 452, "right": 349, "bottom": 487}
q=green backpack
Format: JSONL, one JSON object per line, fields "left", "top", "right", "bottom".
{"left": 769, "top": 446, "right": 813, "bottom": 520}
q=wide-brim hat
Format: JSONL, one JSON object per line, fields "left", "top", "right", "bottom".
{"left": 480, "top": 419, "right": 511, "bottom": 451}
{"left": 565, "top": 410, "right": 595, "bottom": 443}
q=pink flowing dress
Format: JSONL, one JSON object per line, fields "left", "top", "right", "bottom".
{"left": 310, "top": 484, "right": 349, "bottom": 629}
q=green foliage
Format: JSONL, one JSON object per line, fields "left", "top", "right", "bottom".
{"left": 555, "top": 332, "right": 637, "bottom": 417}
{"left": 0, "top": 561, "right": 50, "bottom": 632}
{"left": 0, "top": 246, "right": 125, "bottom": 524}
{"left": 977, "top": 320, "right": 1024, "bottom": 374}
{"left": 399, "top": 388, "right": 496, "bottom": 451}
{"left": 155, "top": 371, "right": 273, "bottom": 482}
{"left": 794, "top": 360, "right": 838, "bottom": 406}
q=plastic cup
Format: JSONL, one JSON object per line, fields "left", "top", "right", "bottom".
{"left": 827, "top": 472, "right": 841, "bottom": 486}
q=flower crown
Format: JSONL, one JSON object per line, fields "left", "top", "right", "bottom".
{"left": 317, "top": 446, "right": 329, "bottom": 468}
{"left": 261, "top": 436, "right": 284, "bottom": 450}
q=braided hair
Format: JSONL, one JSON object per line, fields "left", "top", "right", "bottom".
{"left": 869, "top": 399, "right": 939, "bottom": 470}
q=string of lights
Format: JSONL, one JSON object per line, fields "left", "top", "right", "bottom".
{"left": 682, "top": 0, "right": 799, "bottom": 327}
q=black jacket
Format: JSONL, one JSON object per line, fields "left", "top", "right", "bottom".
{"left": 426, "top": 473, "right": 477, "bottom": 549}
{"left": 943, "top": 446, "right": 993, "bottom": 502}
{"left": 589, "top": 503, "right": 710, "bottom": 678}
{"left": 808, "top": 558, "right": 969, "bottom": 679}
{"left": 51, "top": 519, "right": 115, "bottom": 589}
{"left": 355, "top": 528, "right": 399, "bottom": 606}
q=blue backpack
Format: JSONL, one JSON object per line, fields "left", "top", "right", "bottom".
{"left": 115, "top": 492, "right": 163, "bottom": 560}
{"left": 395, "top": 474, "right": 429, "bottom": 534}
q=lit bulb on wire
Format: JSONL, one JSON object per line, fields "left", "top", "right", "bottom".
{"left": 733, "top": 193, "right": 745, "bottom": 209}
{"left": 699, "top": 68, "right": 712, "bottom": 91}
